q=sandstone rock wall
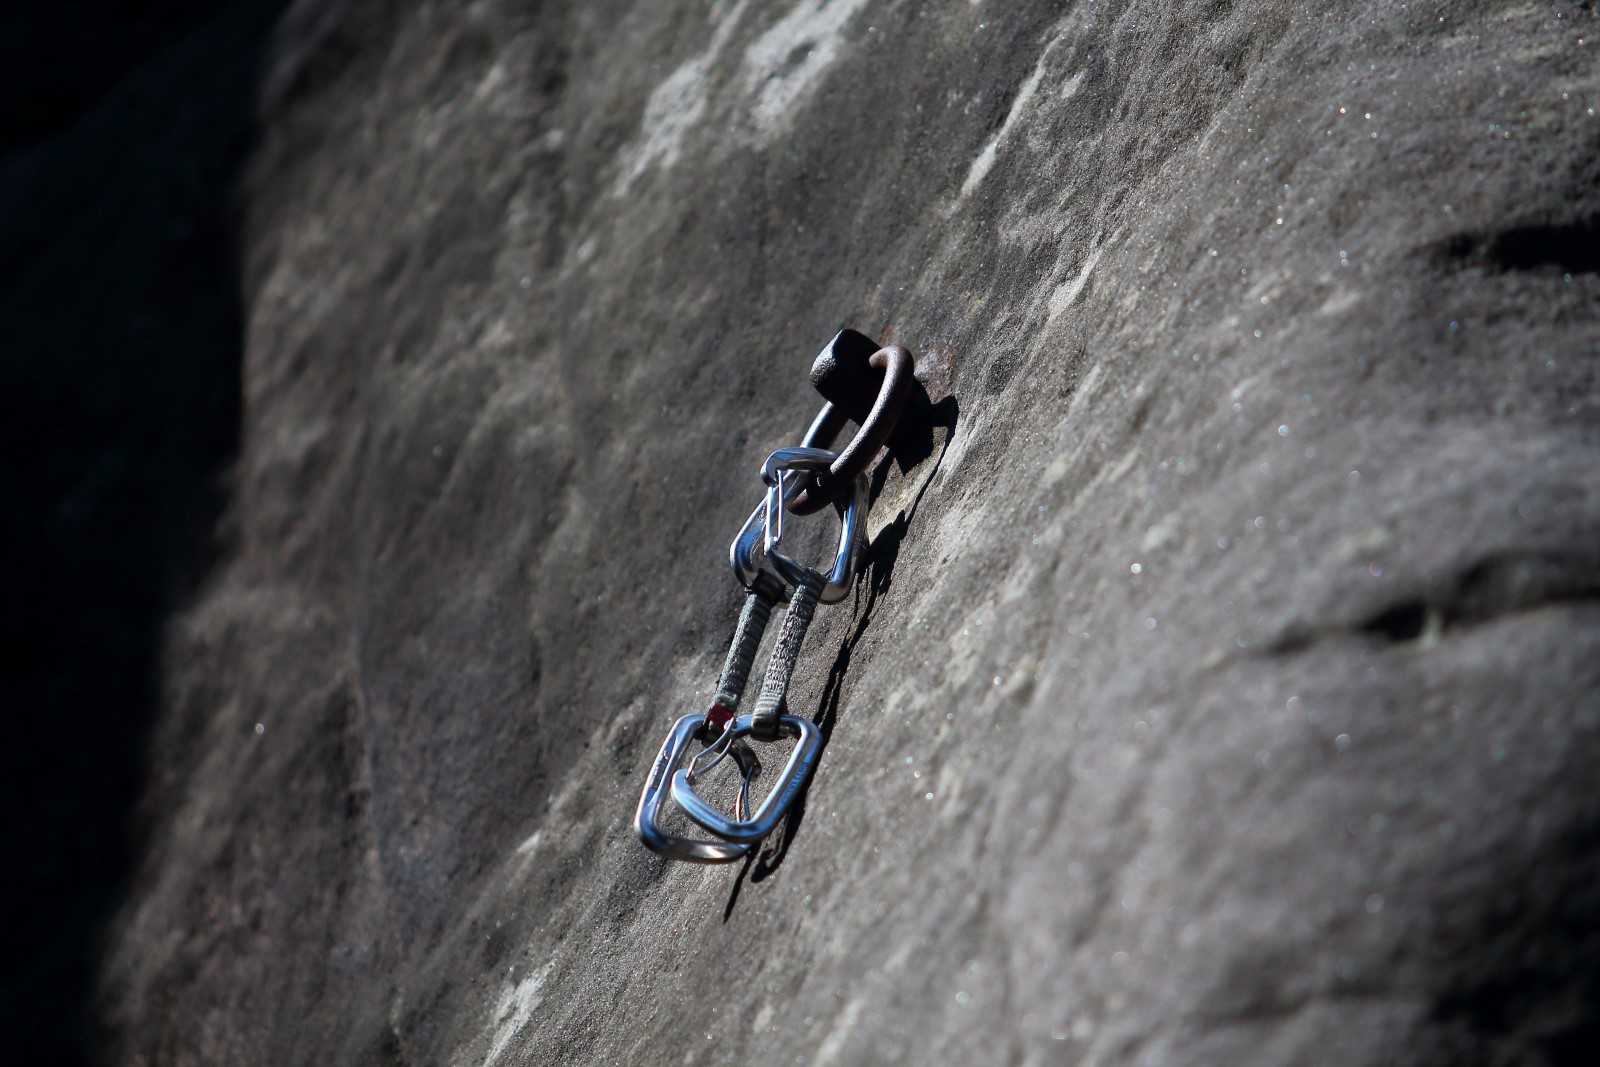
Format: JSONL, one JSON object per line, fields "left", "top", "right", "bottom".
{"left": 103, "top": 1, "right": 1600, "bottom": 1064}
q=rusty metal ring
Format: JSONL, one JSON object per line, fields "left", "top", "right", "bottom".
{"left": 787, "top": 345, "right": 914, "bottom": 515}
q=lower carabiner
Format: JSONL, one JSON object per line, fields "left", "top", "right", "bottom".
{"left": 670, "top": 713, "right": 822, "bottom": 845}
{"left": 635, "top": 715, "right": 761, "bottom": 863}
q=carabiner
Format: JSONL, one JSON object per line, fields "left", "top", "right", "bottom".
{"left": 727, "top": 405, "right": 840, "bottom": 596}
{"left": 635, "top": 715, "right": 762, "bottom": 863}
{"left": 764, "top": 450, "right": 867, "bottom": 603}
{"left": 759, "top": 446, "right": 837, "bottom": 554}
{"left": 729, "top": 459, "right": 822, "bottom": 598}
{"left": 669, "top": 712, "right": 822, "bottom": 845}
{"left": 730, "top": 456, "right": 865, "bottom": 604}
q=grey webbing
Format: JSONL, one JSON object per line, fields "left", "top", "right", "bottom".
{"left": 750, "top": 568, "right": 826, "bottom": 742}
{"left": 712, "top": 570, "right": 787, "bottom": 716}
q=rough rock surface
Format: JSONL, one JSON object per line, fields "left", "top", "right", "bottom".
{"left": 102, "top": 0, "right": 1600, "bottom": 1064}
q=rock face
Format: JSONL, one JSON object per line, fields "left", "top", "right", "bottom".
{"left": 101, "top": 1, "right": 1600, "bottom": 1064}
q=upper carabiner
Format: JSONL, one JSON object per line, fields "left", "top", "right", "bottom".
{"left": 728, "top": 403, "right": 838, "bottom": 596}
{"left": 729, "top": 448, "right": 865, "bottom": 604}
{"left": 763, "top": 448, "right": 867, "bottom": 601}
{"left": 759, "top": 446, "right": 837, "bottom": 555}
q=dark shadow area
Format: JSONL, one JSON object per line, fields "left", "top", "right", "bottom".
{"left": 1429, "top": 811, "right": 1600, "bottom": 1067}
{"left": 0, "top": 2, "right": 287, "bottom": 1063}
{"left": 1488, "top": 218, "right": 1600, "bottom": 276}
{"left": 740, "top": 395, "right": 959, "bottom": 891}
{"left": 722, "top": 847, "right": 757, "bottom": 922}
{"left": 1438, "top": 216, "right": 1600, "bottom": 277}
{"left": 1362, "top": 601, "right": 1430, "bottom": 643}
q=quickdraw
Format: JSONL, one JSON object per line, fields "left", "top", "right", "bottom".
{"left": 634, "top": 330, "right": 914, "bottom": 862}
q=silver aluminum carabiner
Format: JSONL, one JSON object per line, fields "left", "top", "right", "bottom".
{"left": 729, "top": 450, "right": 866, "bottom": 604}
{"left": 729, "top": 454, "right": 821, "bottom": 595}
{"left": 635, "top": 714, "right": 762, "bottom": 863}
{"left": 730, "top": 403, "right": 855, "bottom": 602}
{"left": 669, "top": 712, "right": 822, "bottom": 844}
{"left": 762, "top": 447, "right": 867, "bottom": 602}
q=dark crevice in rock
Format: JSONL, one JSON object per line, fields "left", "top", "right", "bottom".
{"left": 1446, "top": 551, "right": 1600, "bottom": 625}
{"left": 1488, "top": 219, "right": 1600, "bottom": 275}
{"left": 1438, "top": 216, "right": 1600, "bottom": 277}
{"left": 1269, "top": 550, "right": 1600, "bottom": 656}
{"left": 1362, "top": 601, "right": 1430, "bottom": 643}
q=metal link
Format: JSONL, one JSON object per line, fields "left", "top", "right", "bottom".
{"left": 787, "top": 343, "right": 915, "bottom": 515}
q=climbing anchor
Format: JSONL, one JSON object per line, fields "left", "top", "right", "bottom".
{"left": 634, "top": 330, "right": 914, "bottom": 861}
